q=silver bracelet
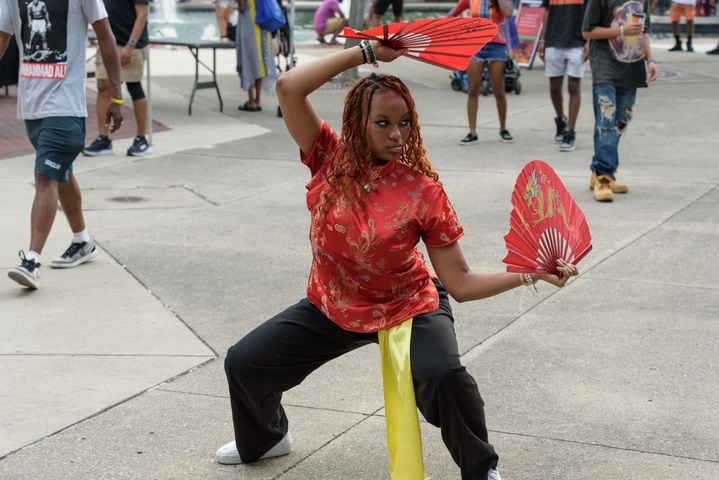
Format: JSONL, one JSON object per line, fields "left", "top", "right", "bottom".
{"left": 521, "top": 273, "right": 538, "bottom": 292}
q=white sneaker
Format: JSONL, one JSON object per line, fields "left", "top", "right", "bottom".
{"left": 488, "top": 468, "right": 503, "bottom": 480}
{"left": 50, "top": 240, "right": 97, "bottom": 269}
{"left": 216, "top": 432, "right": 292, "bottom": 465}
{"left": 8, "top": 250, "right": 41, "bottom": 289}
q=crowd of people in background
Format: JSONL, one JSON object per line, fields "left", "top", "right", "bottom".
{"left": 3, "top": 0, "right": 718, "bottom": 291}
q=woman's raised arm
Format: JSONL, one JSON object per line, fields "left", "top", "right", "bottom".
{"left": 275, "top": 43, "right": 405, "bottom": 154}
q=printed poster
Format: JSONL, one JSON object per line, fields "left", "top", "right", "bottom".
{"left": 510, "top": 0, "right": 545, "bottom": 69}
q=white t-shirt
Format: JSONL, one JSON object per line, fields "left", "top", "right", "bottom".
{"left": 0, "top": 0, "right": 107, "bottom": 119}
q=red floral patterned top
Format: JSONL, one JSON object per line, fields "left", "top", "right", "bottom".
{"left": 301, "top": 122, "right": 464, "bottom": 333}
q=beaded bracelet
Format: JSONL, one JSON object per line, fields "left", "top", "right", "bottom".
{"left": 359, "top": 44, "right": 368, "bottom": 64}
{"left": 359, "top": 39, "right": 378, "bottom": 68}
{"left": 110, "top": 97, "right": 124, "bottom": 105}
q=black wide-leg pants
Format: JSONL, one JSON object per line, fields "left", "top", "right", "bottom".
{"left": 224, "top": 281, "right": 499, "bottom": 479}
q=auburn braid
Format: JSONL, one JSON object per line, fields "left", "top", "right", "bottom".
{"left": 318, "top": 74, "right": 439, "bottom": 218}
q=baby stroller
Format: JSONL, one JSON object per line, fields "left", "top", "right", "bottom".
{"left": 450, "top": 57, "right": 522, "bottom": 96}
{"left": 275, "top": 0, "right": 296, "bottom": 117}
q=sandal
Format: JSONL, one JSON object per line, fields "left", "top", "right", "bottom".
{"left": 238, "top": 102, "right": 261, "bottom": 112}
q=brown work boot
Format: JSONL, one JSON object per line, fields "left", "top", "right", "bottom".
{"left": 593, "top": 175, "right": 614, "bottom": 202}
{"left": 590, "top": 171, "right": 629, "bottom": 193}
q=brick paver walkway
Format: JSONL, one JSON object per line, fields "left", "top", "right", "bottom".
{"left": 0, "top": 84, "right": 169, "bottom": 160}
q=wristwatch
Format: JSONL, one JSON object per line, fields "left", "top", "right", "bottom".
{"left": 127, "top": 38, "right": 138, "bottom": 47}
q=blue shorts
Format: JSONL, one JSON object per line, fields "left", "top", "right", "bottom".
{"left": 473, "top": 42, "right": 508, "bottom": 63}
{"left": 25, "top": 117, "right": 85, "bottom": 183}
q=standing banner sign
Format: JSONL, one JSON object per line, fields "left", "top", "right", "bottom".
{"left": 510, "top": 0, "right": 545, "bottom": 69}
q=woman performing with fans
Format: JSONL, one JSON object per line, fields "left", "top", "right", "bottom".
{"left": 450, "top": 0, "right": 515, "bottom": 145}
{"left": 215, "top": 31, "right": 581, "bottom": 480}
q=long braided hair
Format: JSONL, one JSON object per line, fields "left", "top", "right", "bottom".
{"left": 317, "top": 74, "right": 439, "bottom": 217}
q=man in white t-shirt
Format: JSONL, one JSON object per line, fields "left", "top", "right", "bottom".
{"left": 668, "top": 0, "right": 696, "bottom": 51}
{"left": 0, "top": 0, "right": 123, "bottom": 289}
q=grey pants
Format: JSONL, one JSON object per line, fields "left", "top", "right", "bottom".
{"left": 223, "top": 280, "right": 499, "bottom": 479}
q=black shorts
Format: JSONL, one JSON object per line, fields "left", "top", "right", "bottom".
{"left": 373, "top": 0, "right": 403, "bottom": 17}
{"left": 25, "top": 116, "right": 85, "bottom": 182}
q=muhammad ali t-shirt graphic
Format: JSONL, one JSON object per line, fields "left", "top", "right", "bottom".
{"left": 19, "top": 0, "right": 69, "bottom": 79}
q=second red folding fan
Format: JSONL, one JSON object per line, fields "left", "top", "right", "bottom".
{"left": 503, "top": 160, "right": 592, "bottom": 276}
{"left": 339, "top": 18, "right": 498, "bottom": 71}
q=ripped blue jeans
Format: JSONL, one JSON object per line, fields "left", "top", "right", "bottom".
{"left": 591, "top": 84, "right": 636, "bottom": 177}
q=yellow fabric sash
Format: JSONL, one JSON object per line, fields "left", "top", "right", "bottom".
{"left": 378, "top": 318, "right": 427, "bottom": 480}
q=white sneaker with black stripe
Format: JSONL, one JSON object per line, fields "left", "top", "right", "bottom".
{"left": 8, "top": 250, "right": 41, "bottom": 289}
{"left": 50, "top": 240, "right": 97, "bottom": 269}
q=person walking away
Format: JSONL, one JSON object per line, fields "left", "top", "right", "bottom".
{"left": 1, "top": 0, "right": 123, "bottom": 289}
{"left": 313, "top": 0, "right": 347, "bottom": 45}
{"left": 215, "top": 39, "right": 580, "bottom": 480}
{"left": 84, "top": 0, "right": 151, "bottom": 157}
{"left": 539, "top": 0, "right": 587, "bottom": 152}
{"left": 582, "top": 0, "right": 658, "bottom": 202}
{"left": 236, "top": 0, "right": 278, "bottom": 112}
{"left": 668, "top": 0, "right": 696, "bottom": 51}
{"left": 450, "top": 0, "right": 515, "bottom": 145}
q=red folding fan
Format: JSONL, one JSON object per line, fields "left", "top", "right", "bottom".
{"left": 503, "top": 160, "right": 592, "bottom": 276}
{"left": 339, "top": 18, "right": 498, "bottom": 71}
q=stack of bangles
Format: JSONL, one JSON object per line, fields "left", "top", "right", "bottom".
{"left": 520, "top": 273, "right": 538, "bottom": 292}
{"left": 110, "top": 97, "right": 124, "bottom": 105}
{"left": 359, "top": 40, "right": 378, "bottom": 68}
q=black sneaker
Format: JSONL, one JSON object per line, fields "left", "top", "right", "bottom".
{"left": 554, "top": 115, "right": 567, "bottom": 143}
{"left": 127, "top": 136, "right": 151, "bottom": 157}
{"left": 8, "top": 250, "right": 41, "bottom": 289}
{"left": 668, "top": 43, "right": 683, "bottom": 52}
{"left": 686, "top": 43, "right": 694, "bottom": 52}
{"left": 459, "top": 132, "right": 479, "bottom": 146}
{"left": 50, "top": 240, "right": 97, "bottom": 269}
{"left": 500, "top": 129, "right": 514, "bottom": 143}
{"left": 559, "top": 129, "right": 576, "bottom": 152}
{"left": 707, "top": 46, "right": 719, "bottom": 55}
{"left": 83, "top": 135, "right": 113, "bottom": 156}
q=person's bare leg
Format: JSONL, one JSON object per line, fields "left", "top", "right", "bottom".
{"left": 466, "top": 58, "right": 484, "bottom": 135}
{"left": 686, "top": 19, "right": 694, "bottom": 50}
{"left": 216, "top": 7, "right": 228, "bottom": 38}
{"left": 567, "top": 77, "right": 581, "bottom": 130}
{"left": 329, "top": 20, "right": 347, "bottom": 43}
{"left": 253, "top": 78, "right": 262, "bottom": 108}
{"left": 488, "top": 60, "right": 507, "bottom": 130}
{"left": 549, "top": 76, "right": 564, "bottom": 120}
{"left": 96, "top": 78, "right": 111, "bottom": 137}
{"left": 57, "top": 172, "right": 86, "bottom": 234}
{"left": 29, "top": 174, "right": 60, "bottom": 254}
{"left": 134, "top": 97, "right": 148, "bottom": 137}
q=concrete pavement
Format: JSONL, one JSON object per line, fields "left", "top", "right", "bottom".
{"left": 1, "top": 37, "right": 718, "bottom": 479}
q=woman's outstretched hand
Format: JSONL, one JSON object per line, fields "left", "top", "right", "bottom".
{"left": 536, "top": 259, "right": 579, "bottom": 288}
{"left": 372, "top": 42, "right": 408, "bottom": 63}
